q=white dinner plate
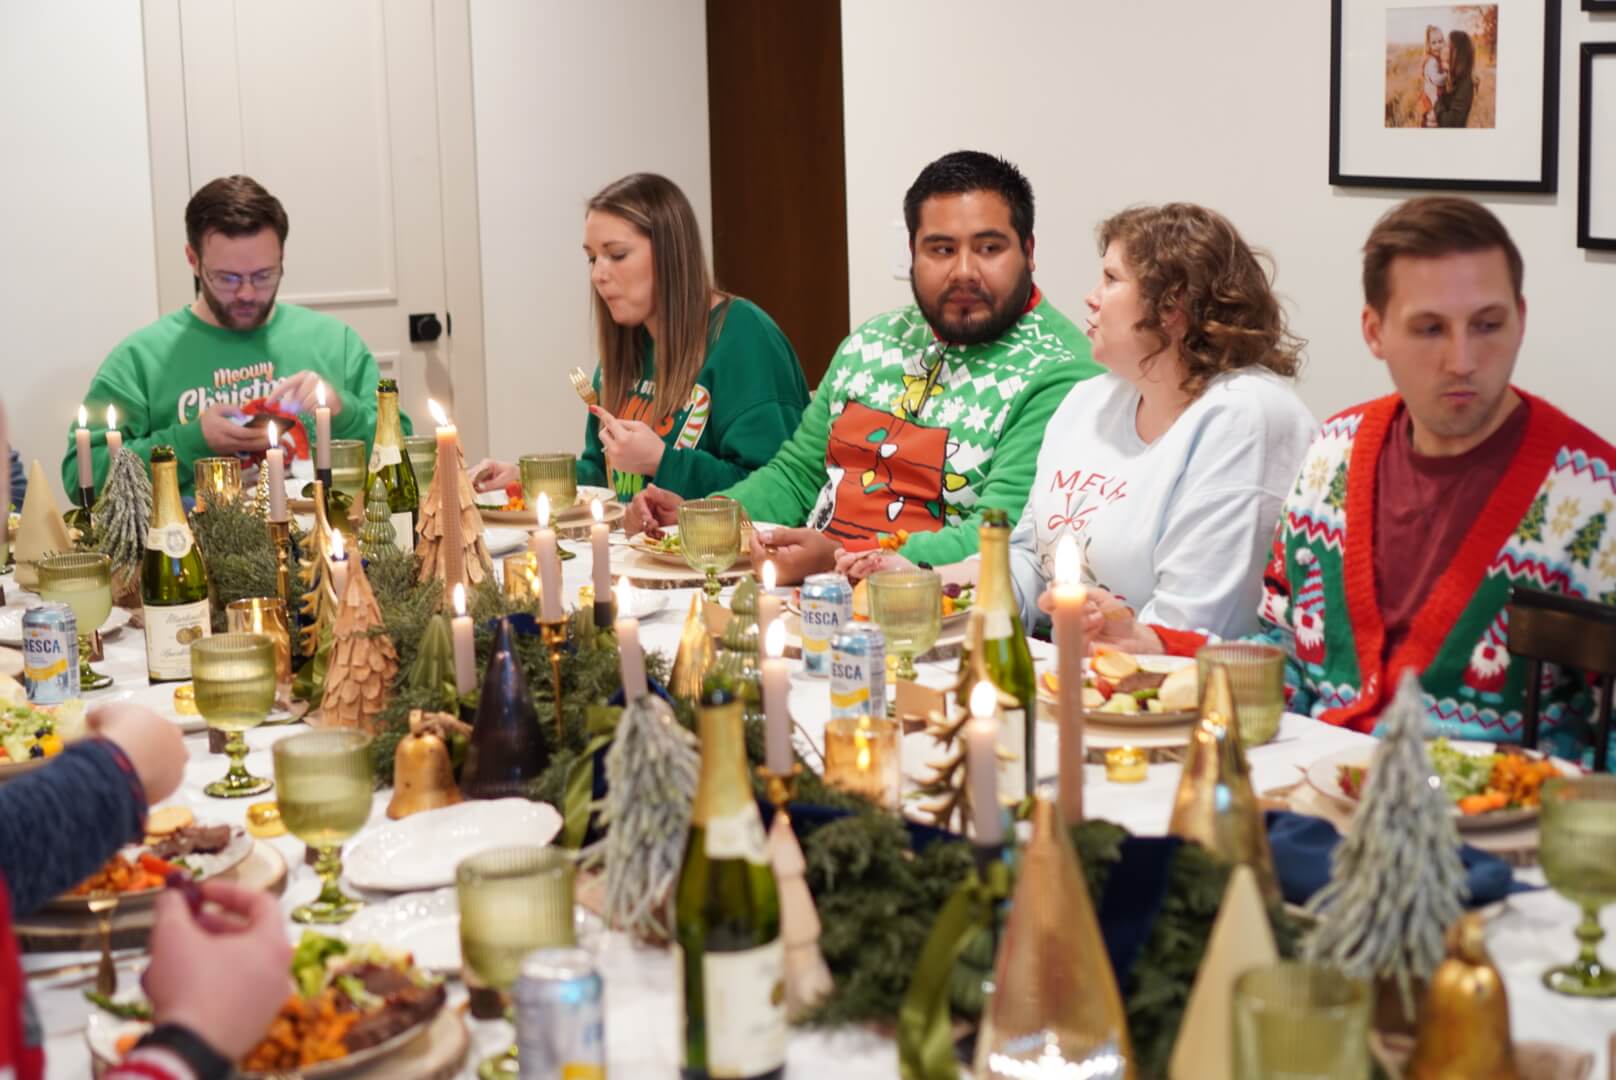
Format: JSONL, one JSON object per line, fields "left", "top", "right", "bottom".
{"left": 344, "top": 798, "right": 563, "bottom": 892}
{"left": 47, "top": 825, "right": 253, "bottom": 912}
{"left": 0, "top": 649, "right": 20, "bottom": 679}
{"left": 0, "top": 605, "right": 131, "bottom": 647}
{"left": 1035, "top": 654, "right": 1197, "bottom": 726}
{"left": 483, "top": 526, "right": 529, "bottom": 556}
{"left": 339, "top": 887, "right": 604, "bottom": 973}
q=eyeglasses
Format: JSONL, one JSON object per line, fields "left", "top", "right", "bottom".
{"left": 200, "top": 264, "right": 283, "bottom": 292}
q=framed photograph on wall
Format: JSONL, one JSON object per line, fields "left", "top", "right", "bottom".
{"left": 1329, "top": 0, "right": 1560, "bottom": 192}
{"left": 1579, "top": 43, "right": 1616, "bottom": 249}
{"left": 1586, "top": 1, "right": 1616, "bottom": 13}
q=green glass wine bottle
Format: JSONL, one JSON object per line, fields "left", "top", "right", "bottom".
{"left": 365, "top": 378, "right": 419, "bottom": 553}
{"left": 675, "top": 679, "right": 785, "bottom": 1080}
{"left": 140, "top": 446, "right": 212, "bottom": 682}
{"left": 955, "top": 507, "right": 1038, "bottom": 801}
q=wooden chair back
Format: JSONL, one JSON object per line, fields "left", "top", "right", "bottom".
{"left": 1505, "top": 587, "right": 1616, "bottom": 771}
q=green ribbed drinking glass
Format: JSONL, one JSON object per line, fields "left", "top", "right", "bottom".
{"left": 192, "top": 633, "right": 277, "bottom": 798}
{"left": 273, "top": 729, "right": 372, "bottom": 924}
{"left": 868, "top": 569, "right": 942, "bottom": 682}
{"left": 677, "top": 498, "right": 741, "bottom": 598}
{"left": 519, "top": 453, "right": 578, "bottom": 515}
{"left": 1196, "top": 643, "right": 1285, "bottom": 746}
{"left": 404, "top": 435, "right": 439, "bottom": 499}
{"left": 1540, "top": 776, "right": 1616, "bottom": 996}
{"left": 328, "top": 438, "right": 368, "bottom": 503}
{"left": 36, "top": 552, "right": 114, "bottom": 690}
{"left": 1232, "top": 962, "right": 1369, "bottom": 1079}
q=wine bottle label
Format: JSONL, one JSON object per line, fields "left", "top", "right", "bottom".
{"left": 369, "top": 443, "right": 403, "bottom": 470}
{"left": 998, "top": 707, "right": 1027, "bottom": 802}
{"left": 703, "top": 939, "right": 786, "bottom": 1075}
{"left": 390, "top": 512, "right": 415, "bottom": 552}
{"left": 142, "top": 600, "right": 211, "bottom": 681}
{"left": 983, "top": 609, "right": 1014, "bottom": 639}
{"left": 144, "top": 523, "right": 195, "bottom": 558}
{"left": 703, "top": 807, "right": 768, "bottom": 865}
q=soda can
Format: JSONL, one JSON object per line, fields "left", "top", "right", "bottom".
{"left": 514, "top": 947, "right": 605, "bottom": 1079}
{"left": 22, "top": 603, "right": 79, "bottom": 705}
{"left": 799, "top": 573, "right": 852, "bottom": 678}
{"left": 830, "top": 623, "right": 887, "bottom": 721}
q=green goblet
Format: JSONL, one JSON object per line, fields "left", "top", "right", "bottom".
{"left": 867, "top": 568, "right": 942, "bottom": 682}
{"left": 273, "top": 729, "right": 373, "bottom": 924}
{"left": 1540, "top": 775, "right": 1616, "bottom": 997}
{"left": 457, "top": 845, "right": 577, "bottom": 1078}
{"left": 328, "top": 438, "right": 368, "bottom": 504}
{"left": 519, "top": 453, "right": 578, "bottom": 513}
{"left": 1196, "top": 643, "right": 1286, "bottom": 746}
{"left": 1232, "top": 961, "right": 1370, "bottom": 1079}
{"left": 191, "top": 633, "right": 276, "bottom": 798}
{"left": 404, "top": 435, "right": 439, "bottom": 498}
{"left": 677, "top": 498, "right": 741, "bottom": 598}
{"left": 36, "top": 552, "right": 115, "bottom": 690}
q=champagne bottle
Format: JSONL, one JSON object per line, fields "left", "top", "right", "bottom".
{"left": 676, "top": 680, "right": 785, "bottom": 1080}
{"left": 956, "top": 508, "right": 1038, "bottom": 800}
{"left": 141, "top": 446, "right": 211, "bottom": 682}
{"left": 365, "top": 378, "right": 419, "bottom": 552}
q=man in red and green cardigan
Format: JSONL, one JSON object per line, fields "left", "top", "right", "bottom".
{"left": 1092, "top": 197, "right": 1616, "bottom": 767}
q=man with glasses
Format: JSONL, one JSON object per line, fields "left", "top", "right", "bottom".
{"left": 62, "top": 175, "right": 393, "bottom": 496}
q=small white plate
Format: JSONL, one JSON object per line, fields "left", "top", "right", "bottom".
{"left": 0, "top": 649, "right": 20, "bottom": 679}
{"left": 345, "top": 799, "right": 563, "bottom": 892}
{"left": 483, "top": 526, "right": 528, "bottom": 556}
{"left": 618, "top": 587, "right": 668, "bottom": 621}
{"left": 0, "top": 606, "right": 132, "bottom": 647}
{"left": 339, "top": 887, "right": 603, "bottom": 972}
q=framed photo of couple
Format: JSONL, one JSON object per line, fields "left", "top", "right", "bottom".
{"left": 1329, "top": 0, "right": 1560, "bottom": 192}
{"left": 1580, "top": 43, "right": 1616, "bottom": 249}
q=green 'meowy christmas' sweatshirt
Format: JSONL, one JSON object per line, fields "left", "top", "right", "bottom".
{"left": 578, "top": 297, "right": 809, "bottom": 501}
{"left": 719, "top": 288, "right": 1101, "bottom": 566}
{"left": 1253, "top": 390, "right": 1616, "bottom": 767}
{"left": 64, "top": 304, "right": 395, "bottom": 497}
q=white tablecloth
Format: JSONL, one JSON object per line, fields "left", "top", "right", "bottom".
{"left": 11, "top": 524, "right": 1614, "bottom": 1077}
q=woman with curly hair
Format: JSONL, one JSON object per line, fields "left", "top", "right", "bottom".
{"left": 843, "top": 204, "right": 1315, "bottom": 639}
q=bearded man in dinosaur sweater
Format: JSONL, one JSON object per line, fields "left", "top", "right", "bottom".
{"left": 625, "top": 151, "right": 1101, "bottom": 583}
{"left": 1086, "top": 197, "right": 1616, "bottom": 767}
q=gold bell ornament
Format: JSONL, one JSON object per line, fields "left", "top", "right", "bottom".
{"left": 1405, "top": 913, "right": 1520, "bottom": 1080}
{"left": 669, "top": 594, "right": 715, "bottom": 704}
{"left": 387, "top": 709, "right": 469, "bottom": 819}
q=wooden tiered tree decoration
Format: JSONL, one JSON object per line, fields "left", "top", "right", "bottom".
{"left": 320, "top": 550, "right": 398, "bottom": 731}
{"left": 92, "top": 448, "right": 151, "bottom": 609}
{"left": 416, "top": 439, "right": 491, "bottom": 600}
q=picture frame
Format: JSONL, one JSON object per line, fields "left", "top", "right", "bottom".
{"left": 1578, "top": 43, "right": 1616, "bottom": 250}
{"left": 1329, "top": 0, "right": 1560, "bottom": 192}
{"left": 1585, "top": 1, "right": 1616, "bottom": 13}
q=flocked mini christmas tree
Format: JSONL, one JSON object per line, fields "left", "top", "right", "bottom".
{"left": 319, "top": 551, "right": 398, "bottom": 731}
{"left": 1305, "top": 668, "right": 1468, "bottom": 1021}
{"left": 359, "top": 476, "right": 396, "bottom": 563}
{"left": 92, "top": 448, "right": 152, "bottom": 610}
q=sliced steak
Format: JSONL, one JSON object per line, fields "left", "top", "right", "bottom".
{"left": 151, "top": 824, "right": 233, "bottom": 860}
{"left": 343, "top": 977, "right": 446, "bottom": 1051}
{"left": 1113, "top": 671, "right": 1166, "bottom": 695}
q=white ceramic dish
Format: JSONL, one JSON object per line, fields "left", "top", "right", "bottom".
{"left": 344, "top": 798, "right": 563, "bottom": 892}
{"left": 0, "top": 605, "right": 131, "bottom": 647}
{"left": 338, "top": 887, "right": 604, "bottom": 973}
{"left": 1036, "top": 654, "right": 1197, "bottom": 726}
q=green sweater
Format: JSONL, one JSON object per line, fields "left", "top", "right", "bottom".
{"left": 64, "top": 304, "right": 393, "bottom": 497}
{"left": 721, "top": 292, "right": 1100, "bottom": 564}
{"left": 579, "top": 297, "right": 808, "bottom": 500}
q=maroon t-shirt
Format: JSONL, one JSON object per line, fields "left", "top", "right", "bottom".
{"left": 1374, "top": 397, "right": 1530, "bottom": 659}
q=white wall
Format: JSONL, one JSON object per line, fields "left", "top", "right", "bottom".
{"left": 469, "top": 0, "right": 713, "bottom": 464}
{"left": 0, "top": 2, "right": 159, "bottom": 506}
{"left": 841, "top": 1, "right": 1616, "bottom": 438}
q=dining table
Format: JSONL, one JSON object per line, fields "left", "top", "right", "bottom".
{"left": 11, "top": 466, "right": 1615, "bottom": 1078}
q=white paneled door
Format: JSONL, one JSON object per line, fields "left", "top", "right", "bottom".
{"left": 141, "top": 0, "right": 487, "bottom": 452}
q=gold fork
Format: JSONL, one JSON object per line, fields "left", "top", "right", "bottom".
{"left": 87, "top": 892, "right": 120, "bottom": 996}
{"left": 568, "top": 367, "right": 598, "bottom": 408}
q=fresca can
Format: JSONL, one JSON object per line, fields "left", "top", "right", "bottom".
{"left": 830, "top": 623, "right": 887, "bottom": 721}
{"left": 22, "top": 603, "right": 79, "bottom": 705}
{"left": 514, "top": 947, "right": 605, "bottom": 1079}
{"left": 799, "top": 573, "right": 852, "bottom": 678}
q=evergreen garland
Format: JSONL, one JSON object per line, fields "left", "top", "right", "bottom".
{"left": 189, "top": 499, "right": 291, "bottom": 630}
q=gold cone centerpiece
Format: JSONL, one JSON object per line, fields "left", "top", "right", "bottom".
{"left": 973, "top": 796, "right": 1135, "bottom": 1079}
{"left": 669, "top": 594, "right": 714, "bottom": 704}
{"left": 1166, "top": 664, "right": 1281, "bottom": 905}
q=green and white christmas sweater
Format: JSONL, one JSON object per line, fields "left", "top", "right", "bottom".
{"left": 1252, "top": 390, "right": 1616, "bottom": 766}
{"left": 719, "top": 288, "right": 1101, "bottom": 565}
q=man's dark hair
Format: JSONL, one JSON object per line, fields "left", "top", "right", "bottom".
{"left": 902, "top": 151, "right": 1034, "bottom": 246}
{"left": 1362, "top": 196, "right": 1522, "bottom": 314}
{"left": 185, "top": 175, "right": 289, "bottom": 252}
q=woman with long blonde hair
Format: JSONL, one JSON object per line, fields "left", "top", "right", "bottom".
{"left": 474, "top": 173, "right": 807, "bottom": 500}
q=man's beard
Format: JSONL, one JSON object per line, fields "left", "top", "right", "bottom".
{"left": 911, "top": 263, "right": 1033, "bottom": 346}
{"left": 201, "top": 283, "right": 277, "bottom": 330}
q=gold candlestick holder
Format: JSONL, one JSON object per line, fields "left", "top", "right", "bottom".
{"left": 540, "top": 618, "right": 569, "bottom": 738}
{"left": 757, "top": 762, "right": 802, "bottom": 818}
{"left": 268, "top": 519, "right": 294, "bottom": 617}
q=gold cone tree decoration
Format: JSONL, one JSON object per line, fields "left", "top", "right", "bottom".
{"left": 415, "top": 438, "right": 491, "bottom": 598}
{"left": 13, "top": 460, "right": 73, "bottom": 588}
{"left": 1167, "top": 866, "right": 1277, "bottom": 1080}
{"left": 1406, "top": 914, "right": 1520, "bottom": 1079}
{"left": 973, "top": 796, "right": 1134, "bottom": 1079}
{"left": 319, "top": 548, "right": 398, "bottom": 731}
{"left": 296, "top": 492, "right": 340, "bottom": 659}
{"left": 1166, "top": 663, "right": 1280, "bottom": 905}
{"left": 668, "top": 594, "right": 715, "bottom": 704}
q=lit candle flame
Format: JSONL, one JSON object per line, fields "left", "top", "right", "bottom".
{"left": 267, "top": 421, "right": 279, "bottom": 448}
{"left": 106, "top": 404, "right": 117, "bottom": 429}
{"left": 1055, "top": 533, "right": 1081, "bottom": 587}
{"left": 316, "top": 381, "right": 326, "bottom": 408}
{"left": 591, "top": 498, "right": 604, "bottom": 524}
{"left": 765, "top": 618, "right": 786, "bottom": 659}
{"left": 970, "top": 680, "right": 997, "bottom": 720}
{"left": 452, "top": 582, "right": 466, "bottom": 617}
{"left": 427, "top": 397, "right": 449, "bottom": 428}
{"left": 536, "top": 492, "right": 551, "bottom": 530}
{"left": 762, "top": 559, "right": 777, "bottom": 592}
{"left": 856, "top": 734, "right": 871, "bottom": 772}
{"left": 77, "top": 405, "right": 87, "bottom": 429}
{"left": 329, "top": 528, "right": 345, "bottom": 560}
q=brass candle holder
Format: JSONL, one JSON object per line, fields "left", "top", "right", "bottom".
{"left": 268, "top": 519, "right": 294, "bottom": 619}
{"left": 540, "top": 618, "right": 569, "bottom": 738}
{"left": 757, "top": 762, "right": 802, "bottom": 818}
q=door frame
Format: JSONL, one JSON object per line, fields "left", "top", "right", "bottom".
{"left": 139, "top": 0, "right": 490, "bottom": 457}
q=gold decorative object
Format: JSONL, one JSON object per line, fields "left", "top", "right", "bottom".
{"left": 541, "top": 618, "right": 569, "bottom": 738}
{"left": 416, "top": 438, "right": 493, "bottom": 598}
{"left": 268, "top": 519, "right": 295, "bottom": 628}
{"left": 668, "top": 595, "right": 715, "bottom": 704}
{"left": 245, "top": 801, "right": 286, "bottom": 838}
{"left": 823, "top": 715, "right": 901, "bottom": 810}
{"left": 1405, "top": 914, "right": 1520, "bottom": 1079}
{"left": 227, "top": 597, "right": 292, "bottom": 710}
{"left": 193, "top": 456, "right": 242, "bottom": 512}
{"left": 502, "top": 551, "right": 539, "bottom": 603}
{"left": 251, "top": 465, "right": 271, "bottom": 520}
{"left": 1169, "top": 866, "right": 1278, "bottom": 1080}
{"left": 320, "top": 552, "right": 398, "bottom": 732}
{"left": 1166, "top": 664, "right": 1281, "bottom": 906}
{"left": 296, "top": 481, "right": 339, "bottom": 659}
{"left": 1105, "top": 746, "right": 1147, "bottom": 783}
{"left": 973, "top": 796, "right": 1134, "bottom": 1078}
{"left": 757, "top": 763, "right": 834, "bottom": 1020}
{"left": 387, "top": 709, "right": 467, "bottom": 819}
{"left": 172, "top": 684, "right": 199, "bottom": 716}
{"left": 14, "top": 460, "right": 72, "bottom": 588}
